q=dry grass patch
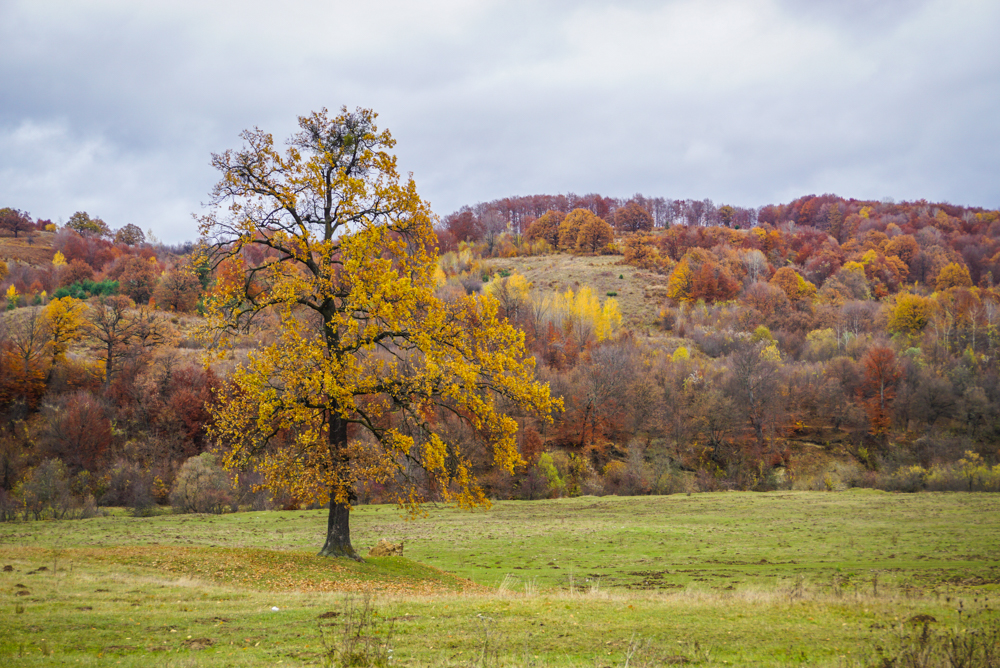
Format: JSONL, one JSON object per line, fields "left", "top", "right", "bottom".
{"left": 484, "top": 254, "right": 666, "bottom": 330}
{"left": 0, "top": 231, "right": 56, "bottom": 266}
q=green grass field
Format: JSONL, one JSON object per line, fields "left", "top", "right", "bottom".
{"left": 2, "top": 491, "right": 998, "bottom": 667}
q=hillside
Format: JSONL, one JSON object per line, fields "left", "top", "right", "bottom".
{"left": 480, "top": 252, "right": 863, "bottom": 487}
{"left": 435, "top": 193, "right": 1000, "bottom": 497}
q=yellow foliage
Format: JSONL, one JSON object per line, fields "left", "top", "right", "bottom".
{"left": 842, "top": 261, "right": 865, "bottom": 276}
{"left": 935, "top": 262, "right": 973, "bottom": 291}
{"left": 539, "top": 286, "right": 621, "bottom": 342}
{"left": 484, "top": 272, "right": 531, "bottom": 303}
{"left": 603, "top": 460, "right": 628, "bottom": 478}
{"left": 42, "top": 296, "right": 89, "bottom": 364}
{"left": 600, "top": 299, "right": 623, "bottom": 341}
{"left": 438, "top": 245, "right": 479, "bottom": 277}
{"left": 957, "top": 451, "right": 996, "bottom": 491}
{"left": 804, "top": 328, "right": 838, "bottom": 360}
{"left": 199, "top": 108, "right": 558, "bottom": 555}
{"left": 52, "top": 251, "right": 67, "bottom": 267}
{"left": 888, "top": 292, "right": 932, "bottom": 337}
{"left": 751, "top": 325, "right": 773, "bottom": 343}
{"left": 433, "top": 264, "right": 447, "bottom": 287}
{"left": 671, "top": 346, "right": 689, "bottom": 362}
{"left": 797, "top": 274, "right": 817, "bottom": 300}
{"left": 666, "top": 259, "right": 694, "bottom": 304}
{"left": 760, "top": 343, "right": 781, "bottom": 362}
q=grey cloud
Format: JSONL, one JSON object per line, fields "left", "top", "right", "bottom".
{"left": 0, "top": 0, "right": 997, "bottom": 244}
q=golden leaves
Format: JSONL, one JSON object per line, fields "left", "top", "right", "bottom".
{"left": 201, "top": 108, "right": 557, "bottom": 517}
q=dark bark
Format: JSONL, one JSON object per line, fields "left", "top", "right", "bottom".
{"left": 103, "top": 341, "right": 115, "bottom": 389}
{"left": 317, "top": 410, "right": 362, "bottom": 560}
{"left": 318, "top": 498, "right": 359, "bottom": 559}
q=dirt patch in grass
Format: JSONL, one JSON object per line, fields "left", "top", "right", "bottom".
{"left": 181, "top": 637, "right": 214, "bottom": 649}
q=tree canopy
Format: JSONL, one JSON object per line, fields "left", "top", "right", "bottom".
{"left": 65, "top": 212, "right": 111, "bottom": 238}
{"left": 0, "top": 207, "right": 34, "bottom": 238}
{"left": 199, "top": 107, "right": 557, "bottom": 559}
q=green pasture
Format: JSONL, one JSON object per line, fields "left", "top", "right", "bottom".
{"left": 2, "top": 490, "right": 998, "bottom": 666}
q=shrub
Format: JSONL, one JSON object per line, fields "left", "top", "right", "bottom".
{"left": 513, "top": 466, "right": 551, "bottom": 500}
{"left": 52, "top": 279, "right": 118, "bottom": 300}
{"left": 320, "top": 594, "right": 394, "bottom": 668}
{"left": 15, "top": 459, "right": 73, "bottom": 520}
{"left": 12, "top": 459, "right": 99, "bottom": 521}
{"left": 459, "top": 273, "right": 483, "bottom": 294}
{"left": 170, "top": 453, "right": 235, "bottom": 514}
{"left": 98, "top": 458, "right": 158, "bottom": 516}
{"left": 881, "top": 465, "right": 928, "bottom": 493}
{"left": 536, "top": 452, "right": 565, "bottom": 497}
{"left": 843, "top": 456, "right": 1000, "bottom": 493}
{"left": 652, "top": 467, "right": 689, "bottom": 495}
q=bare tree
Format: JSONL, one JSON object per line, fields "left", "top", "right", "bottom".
{"left": 89, "top": 296, "right": 172, "bottom": 387}
{"left": 742, "top": 250, "right": 769, "bottom": 285}
{"left": 841, "top": 301, "right": 879, "bottom": 336}
{"left": 727, "top": 339, "right": 781, "bottom": 444}
{"left": 480, "top": 209, "right": 508, "bottom": 257}
{"left": 3, "top": 307, "right": 48, "bottom": 370}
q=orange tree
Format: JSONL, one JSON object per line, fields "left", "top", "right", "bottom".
{"left": 199, "top": 107, "right": 557, "bottom": 559}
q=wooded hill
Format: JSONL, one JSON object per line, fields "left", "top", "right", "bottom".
{"left": 436, "top": 193, "right": 1000, "bottom": 496}
{"left": 1, "top": 192, "right": 999, "bottom": 520}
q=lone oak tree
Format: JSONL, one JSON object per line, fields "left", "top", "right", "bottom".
{"left": 199, "top": 107, "right": 557, "bottom": 559}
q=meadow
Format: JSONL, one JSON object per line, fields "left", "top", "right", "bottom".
{"left": 2, "top": 490, "right": 998, "bottom": 667}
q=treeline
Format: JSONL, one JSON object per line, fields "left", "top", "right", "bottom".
{"left": 437, "top": 192, "right": 759, "bottom": 249}
{"left": 438, "top": 192, "right": 1000, "bottom": 298}
{"left": 1, "top": 221, "right": 203, "bottom": 312}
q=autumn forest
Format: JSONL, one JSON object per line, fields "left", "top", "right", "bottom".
{"left": 2, "top": 185, "right": 1000, "bottom": 523}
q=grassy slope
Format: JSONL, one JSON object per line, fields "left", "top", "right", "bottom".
{"left": 483, "top": 254, "right": 670, "bottom": 331}
{"left": 0, "top": 231, "right": 56, "bottom": 267}
{"left": 2, "top": 492, "right": 998, "bottom": 667}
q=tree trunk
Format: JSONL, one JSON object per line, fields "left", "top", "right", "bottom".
{"left": 317, "top": 410, "right": 362, "bottom": 560}
{"left": 104, "top": 342, "right": 115, "bottom": 388}
{"left": 318, "top": 498, "right": 360, "bottom": 560}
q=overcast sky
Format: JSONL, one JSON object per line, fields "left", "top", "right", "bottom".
{"left": 1, "top": 0, "right": 997, "bottom": 243}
